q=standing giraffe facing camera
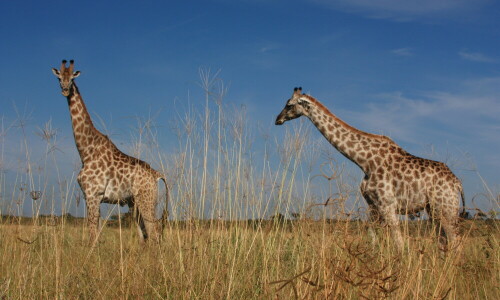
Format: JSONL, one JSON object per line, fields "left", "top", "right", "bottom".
{"left": 276, "top": 87, "right": 465, "bottom": 251}
{"left": 52, "top": 60, "right": 168, "bottom": 245}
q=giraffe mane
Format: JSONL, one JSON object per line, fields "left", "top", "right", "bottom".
{"left": 300, "top": 93, "right": 392, "bottom": 141}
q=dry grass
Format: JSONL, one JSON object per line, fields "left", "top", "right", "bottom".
{"left": 0, "top": 219, "right": 498, "bottom": 299}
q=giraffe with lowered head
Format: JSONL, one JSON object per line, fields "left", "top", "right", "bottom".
{"left": 52, "top": 60, "right": 168, "bottom": 245}
{"left": 276, "top": 87, "right": 465, "bottom": 251}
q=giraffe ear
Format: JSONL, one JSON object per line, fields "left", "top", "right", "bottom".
{"left": 73, "top": 71, "right": 81, "bottom": 78}
{"left": 52, "top": 68, "right": 60, "bottom": 76}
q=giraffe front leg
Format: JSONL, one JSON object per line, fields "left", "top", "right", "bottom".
{"left": 78, "top": 171, "right": 105, "bottom": 246}
{"left": 360, "top": 179, "right": 382, "bottom": 247}
{"left": 366, "top": 204, "right": 383, "bottom": 247}
{"left": 378, "top": 204, "right": 404, "bottom": 252}
{"left": 363, "top": 176, "right": 405, "bottom": 251}
{"left": 86, "top": 196, "right": 100, "bottom": 246}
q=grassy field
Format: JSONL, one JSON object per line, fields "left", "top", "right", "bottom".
{"left": 0, "top": 217, "right": 498, "bottom": 299}
{"left": 1, "top": 73, "right": 498, "bottom": 299}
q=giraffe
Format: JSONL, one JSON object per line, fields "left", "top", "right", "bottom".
{"left": 275, "top": 87, "right": 465, "bottom": 251}
{"left": 52, "top": 60, "right": 168, "bottom": 245}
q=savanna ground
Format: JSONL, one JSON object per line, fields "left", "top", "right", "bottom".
{"left": 0, "top": 216, "right": 498, "bottom": 299}
{"left": 1, "top": 72, "right": 499, "bottom": 299}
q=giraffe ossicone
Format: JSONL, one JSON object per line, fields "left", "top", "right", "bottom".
{"left": 276, "top": 87, "right": 465, "bottom": 251}
{"left": 52, "top": 59, "right": 169, "bottom": 245}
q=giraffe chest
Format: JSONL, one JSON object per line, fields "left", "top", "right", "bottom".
{"left": 78, "top": 165, "right": 135, "bottom": 204}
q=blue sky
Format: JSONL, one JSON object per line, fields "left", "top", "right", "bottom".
{"left": 0, "top": 0, "right": 499, "bottom": 216}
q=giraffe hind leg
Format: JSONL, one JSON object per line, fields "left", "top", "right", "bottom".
{"left": 131, "top": 204, "right": 148, "bottom": 243}
{"left": 426, "top": 203, "right": 458, "bottom": 251}
{"left": 137, "top": 213, "right": 148, "bottom": 243}
{"left": 135, "top": 193, "right": 161, "bottom": 244}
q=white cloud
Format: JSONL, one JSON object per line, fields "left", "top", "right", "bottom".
{"left": 310, "top": 0, "right": 492, "bottom": 21}
{"left": 338, "top": 77, "right": 500, "bottom": 148}
{"left": 459, "top": 50, "right": 498, "bottom": 63}
{"left": 391, "top": 47, "right": 414, "bottom": 57}
{"left": 259, "top": 43, "right": 280, "bottom": 53}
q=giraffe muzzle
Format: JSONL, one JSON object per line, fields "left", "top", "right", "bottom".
{"left": 275, "top": 113, "right": 289, "bottom": 125}
{"left": 62, "top": 88, "right": 70, "bottom": 96}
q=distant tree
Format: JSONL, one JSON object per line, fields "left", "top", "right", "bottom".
{"left": 270, "top": 213, "right": 286, "bottom": 223}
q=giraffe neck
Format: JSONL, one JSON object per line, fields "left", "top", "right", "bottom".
{"left": 66, "top": 83, "right": 103, "bottom": 163}
{"left": 302, "top": 96, "right": 392, "bottom": 175}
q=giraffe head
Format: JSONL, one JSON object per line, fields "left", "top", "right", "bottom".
{"left": 52, "top": 60, "right": 80, "bottom": 97}
{"left": 275, "top": 87, "right": 311, "bottom": 125}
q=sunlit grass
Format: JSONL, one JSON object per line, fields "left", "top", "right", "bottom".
{"left": 0, "top": 218, "right": 498, "bottom": 299}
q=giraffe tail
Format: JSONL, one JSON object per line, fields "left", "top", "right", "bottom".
{"left": 157, "top": 175, "right": 169, "bottom": 229}
{"left": 459, "top": 185, "right": 468, "bottom": 219}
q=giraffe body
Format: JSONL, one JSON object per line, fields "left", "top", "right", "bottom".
{"left": 52, "top": 60, "right": 168, "bottom": 244}
{"left": 276, "top": 88, "right": 464, "bottom": 250}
